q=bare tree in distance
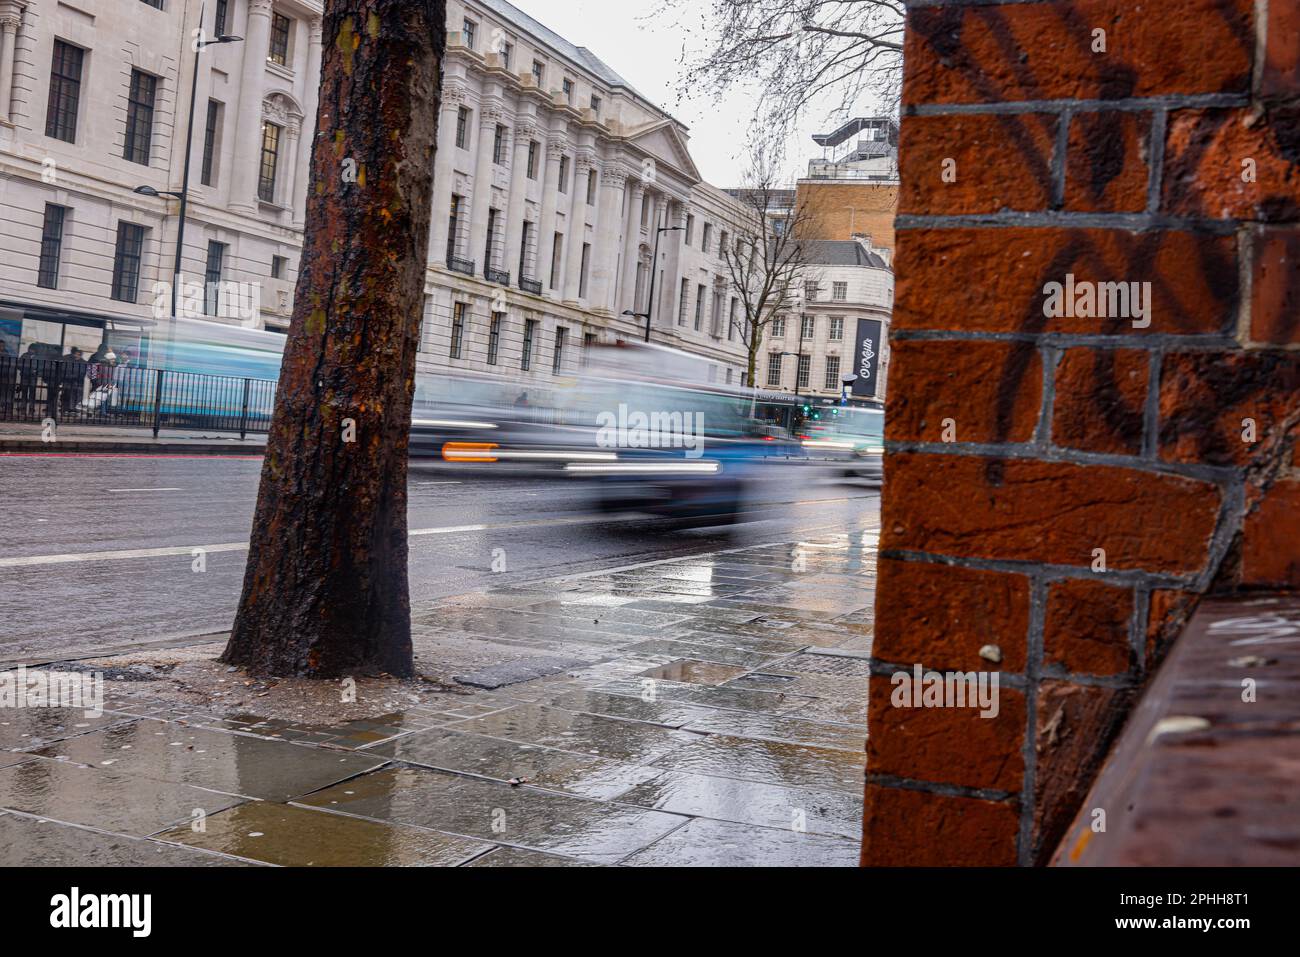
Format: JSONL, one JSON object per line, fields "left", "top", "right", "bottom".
{"left": 660, "top": 0, "right": 904, "bottom": 139}
{"left": 722, "top": 141, "right": 818, "bottom": 389}
{"left": 221, "top": 0, "right": 445, "bottom": 679}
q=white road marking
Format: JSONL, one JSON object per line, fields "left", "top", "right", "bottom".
{"left": 107, "top": 488, "right": 186, "bottom": 493}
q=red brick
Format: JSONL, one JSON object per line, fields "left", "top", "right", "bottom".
{"left": 1241, "top": 480, "right": 1300, "bottom": 588}
{"left": 1162, "top": 107, "right": 1300, "bottom": 221}
{"left": 1065, "top": 111, "right": 1152, "bottom": 213}
{"left": 899, "top": 113, "right": 1057, "bottom": 215}
{"left": 1146, "top": 588, "right": 1200, "bottom": 665}
{"left": 1250, "top": 228, "right": 1300, "bottom": 344}
{"left": 862, "top": 783, "right": 1019, "bottom": 866}
{"left": 1032, "top": 681, "right": 1134, "bottom": 863}
{"left": 905, "top": 0, "right": 1253, "bottom": 106}
{"left": 893, "top": 228, "right": 1237, "bottom": 335}
{"left": 874, "top": 558, "right": 1031, "bottom": 672}
{"left": 882, "top": 453, "right": 1221, "bottom": 574}
{"left": 1158, "top": 351, "right": 1300, "bottom": 466}
{"left": 1261, "top": 0, "right": 1300, "bottom": 100}
{"left": 868, "top": 675, "right": 1025, "bottom": 792}
{"left": 885, "top": 339, "right": 1042, "bottom": 444}
{"left": 1044, "top": 579, "right": 1134, "bottom": 675}
{"left": 1052, "top": 348, "right": 1149, "bottom": 455}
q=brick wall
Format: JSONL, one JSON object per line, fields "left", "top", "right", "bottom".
{"left": 864, "top": 0, "right": 1300, "bottom": 866}
{"left": 797, "top": 181, "right": 899, "bottom": 248}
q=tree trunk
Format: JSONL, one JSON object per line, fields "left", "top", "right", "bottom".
{"left": 221, "top": 0, "right": 445, "bottom": 678}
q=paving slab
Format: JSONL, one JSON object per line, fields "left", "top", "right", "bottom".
{"left": 651, "top": 733, "right": 865, "bottom": 793}
{"left": 679, "top": 711, "right": 867, "bottom": 753}
{"left": 0, "top": 759, "right": 242, "bottom": 836}
{"left": 366, "top": 727, "right": 660, "bottom": 799}
{"left": 545, "top": 689, "right": 719, "bottom": 729}
{"left": 297, "top": 765, "right": 688, "bottom": 864}
{"left": 0, "top": 707, "right": 132, "bottom": 752}
{"left": 464, "top": 846, "right": 595, "bottom": 866}
{"left": 33, "top": 723, "right": 387, "bottom": 801}
{"left": 155, "top": 801, "right": 494, "bottom": 867}
{"left": 450, "top": 703, "right": 704, "bottom": 764}
{"left": 453, "top": 656, "right": 593, "bottom": 690}
{"left": 622, "top": 816, "right": 860, "bottom": 866}
{"left": 617, "top": 769, "right": 863, "bottom": 839}
{"left": 0, "top": 812, "right": 250, "bottom": 866}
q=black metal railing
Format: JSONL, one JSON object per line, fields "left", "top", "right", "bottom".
{"left": 484, "top": 265, "right": 511, "bottom": 285}
{"left": 0, "top": 355, "right": 277, "bottom": 439}
{"left": 447, "top": 256, "right": 476, "bottom": 276}
{"left": 518, "top": 276, "right": 542, "bottom": 295}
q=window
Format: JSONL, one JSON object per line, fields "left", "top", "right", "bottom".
{"left": 519, "top": 220, "right": 533, "bottom": 279}
{"left": 766, "top": 353, "right": 783, "bottom": 388}
{"left": 797, "top": 354, "right": 811, "bottom": 390}
{"left": 771, "top": 316, "right": 786, "bottom": 337}
{"left": 492, "top": 124, "right": 506, "bottom": 165}
{"left": 258, "top": 122, "right": 281, "bottom": 202}
{"left": 462, "top": 18, "right": 477, "bottom": 51}
{"left": 214, "top": 0, "right": 229, "bottom": 36}
{"left": 487, "top": 313, "right": 503, "bottom": 365}
{"left": 450, "top": 302, "right": 466, "bottom": 359}
{"left": 531, "top": 59, "right": 545, "bottom": 87}
{"left": 561, "top": 78, "right": 573, "bottom": 103}
{"left": 549, "top": 233, "right": 563, "bottom": 289}
{"left": 804, "top": 281, "right": 819, "bottom": 301}
{"left": 824, "top": 355, "right": 841, "bottom": 390}
{"left": 684, "top": 214, "right": 694, "bottom": 246}
{"left": 583, "top": 331, "right": 596, "bottom": 362}
{"left": 111, "top": 222, "right": 147, "bottom": 303}
{"left": 140, "top": 0, "right": 163, "bottom": 9}
{"left": 832, "top": 281, "right": 848, "bottom": 301}
{"left": 204, "top": 241, "right": 226, "bottom": 316}
{"left": 526, "top": 140, "right": 538, "bottom": 179}
{"left": 710, "top": 288, "right": 724, "bottom": 336}
{"left": 521, "top": 318, "right": 537, "bottom": 370}
{"left": 37, "top": 204, "right": 66, "bottom": 290}
{"left": 484, "top": 208, "right": 499, "bottom": 270}
{"left": 124, "top": 70, "right": 157, "bottom": 165}
{"left": 557, "top": 155, "right": 569, "bottom": 194}
{"left": 801, "top": 315, "right": 815, "bottom": 339}
{"left": 579, "top": 243, "right": 591, "bottom": 298}
{"left": 728, "top": 298, "right": 738, "bottom": 342}
{"left": 829, "top": 317, "right": 844, "bottom": 341}
{"left": 455, "top": 107, "right": 470, "bottom": 149}
{"left": 552, "top": 327, "right": 566, "bottom": 374}
{"left": 701, "top": 223, "right": 712, "bottom": 254}
{"left": 694, "top": 283, "right": 705, "bottom": 331}
{"left": 677, "top": 279, "right": 689, "bottom": 325}
{"left": 500, "top": 42, "right": 513, "bottom": 69}
{"left": 46, "top": 41, "right": 83, "bottom": 143}
{"left": 201, "top": 99, "right": 222, "bottom": 186}
{"left": 269, "top": 13, "right": 292, "bottom": 66}
{"left": 719, "top": 231, "right": 729, "bottom": 256}
{"left": 640, "top": 194, "right": 650, "bottom": 228}
{"left": 586, "top": 168, "right": 597, "bottom": 206}
{"left": 590, "top": 94, "right": 601, "bottom": 115}
{"left": 272, "top": 255, "right": 288, "bottom": 279}
{"left": 447, "top": 194, "right": 463, "bottom": 262}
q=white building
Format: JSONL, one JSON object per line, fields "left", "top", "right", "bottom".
{"left": 0, "top": 0, "right": 757, "bottom": 385}
{"left": 762, "top": 237, "right": 893, "bottom": 404}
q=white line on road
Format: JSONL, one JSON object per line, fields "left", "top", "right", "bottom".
{"left": 106, "top": 488, "right": 186, "bottom": 493}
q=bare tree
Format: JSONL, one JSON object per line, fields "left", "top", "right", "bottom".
{"left": 722, "top": 143, "right": 816, "bottom": 388}
{"left": 221, "top": 0, "right": 445, "bottom": 679}
{"left": 662, "top": 0, "right": 905, "bottom": 137}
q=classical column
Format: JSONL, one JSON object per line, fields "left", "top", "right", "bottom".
{"left": 589, "top": 163, "right": 626, "bottom": 313}
{"left": 467, "top": 97, "right": 503, "bottom": 276}
{"left": 563, "top": 151, "right": 595, "bottom": 302}
{"left": 503, "top": 119, "right": 536, "bottom": 283}
{"left": 229, "top": 0, "right": 274, "bottom": 212}
{"left": 619, "top": 182, "right": 646, "bottom": 314}
{"left": 281, "top": 117, "right": 301, "bottom": 209}
{"left": 293, "top": 15, "right": 323, "bottom": 229}
{"left": 0, "top": 3, "right": 21, "bottom": 124}
{"left": 647, "top": 194, "right": 669, "bottom": 329}
{"left": 428, "top": 80, "right": 466, "bottom": 267}
{"left": 658, "top": 200, "right": 684, "bottom": 329}
{"left": 536, "top": 133, "right": 566, "bottom": 295}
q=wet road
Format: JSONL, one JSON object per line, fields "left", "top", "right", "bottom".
{"left": 0, "top": 454, "right": 878, "bottom": 663}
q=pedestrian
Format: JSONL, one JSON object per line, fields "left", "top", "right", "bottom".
{"left": 513, "top": 390, "right": 530, "bottom": 408}
{"left": 0, "top": 340, "right": 15, "bottom": 418}
{"left": 60, "top": 347, "right": 87, "bottom": 414}
{"left": 17, "top": 344, "right": 40, "bottom": 417}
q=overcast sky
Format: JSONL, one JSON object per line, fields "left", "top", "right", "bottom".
{"left": 510, "top": 0, "right": 842, "bottom": 187}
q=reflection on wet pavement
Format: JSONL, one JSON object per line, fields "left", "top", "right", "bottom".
{"left": 0, "top": 532, "right": 878, "bottom": 866}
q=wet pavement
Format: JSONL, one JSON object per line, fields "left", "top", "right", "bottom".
{"left": 0, "top": 527, "right": 878, "bottom": 866}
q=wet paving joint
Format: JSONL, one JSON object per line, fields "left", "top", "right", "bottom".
{"left": 0, "top": 528, "right": 876, "bottom": 866}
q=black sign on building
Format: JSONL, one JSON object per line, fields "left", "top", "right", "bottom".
{"left": 851, "top": 318, "right": 884, "bottom": 398}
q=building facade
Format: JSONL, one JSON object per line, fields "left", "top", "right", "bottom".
{"left": 797, "top": 115, "right": 899, "bottom": 252}
{"left": 0, "top": 0, "right": 757, "bottom": 384}
{"left": 762, "top": 237, "right": 893, "bottom": 404}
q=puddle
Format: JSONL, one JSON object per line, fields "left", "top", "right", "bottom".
{"left": 623, "top": 816, "right": 859, "bottom": 866}
{"left": 638, "top": 659, "right": 751, "bottom": 686}
{"left": 0, "top": 813, "right": 245, "bottom": 866}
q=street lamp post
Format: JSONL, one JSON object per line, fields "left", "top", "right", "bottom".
{"left": 134, "top": 7, "right": 242, "bottom": 324}
{"left": 622, "top": 214, "right": 685, "bottom": 343}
